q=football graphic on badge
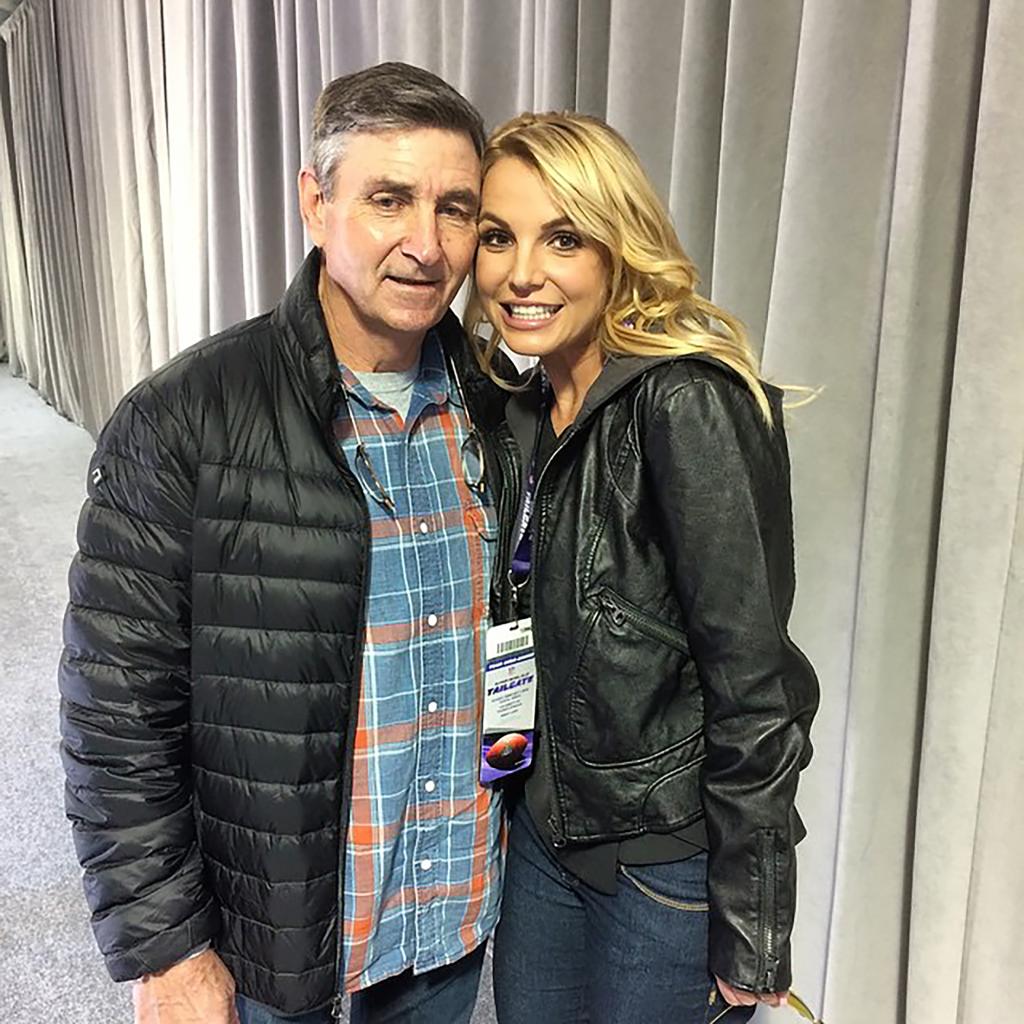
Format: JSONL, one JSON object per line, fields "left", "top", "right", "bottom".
{"left": 485, "top": 732, "right": 529, "bottom": 770}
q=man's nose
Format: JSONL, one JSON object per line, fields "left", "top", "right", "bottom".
{"left": 401, "top": 208, "right": 443, "bottom": 266}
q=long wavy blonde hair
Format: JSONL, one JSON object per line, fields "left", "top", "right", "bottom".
{"left": 465, "top": 112, "right": 773, "bottom": 423}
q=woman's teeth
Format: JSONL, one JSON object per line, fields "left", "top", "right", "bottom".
{"left": 507, "top": 304, "right": 560, "bottom": 320}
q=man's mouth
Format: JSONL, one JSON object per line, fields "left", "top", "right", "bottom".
{"left": 500, "top": 302, "right": 563, "bottom": 324}
{"left": 386, "top": 274, "right": 441, "bottom": 288}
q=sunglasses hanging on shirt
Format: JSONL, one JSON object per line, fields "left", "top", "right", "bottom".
{"left": 338, "top": 350, "right": 486, "bottom": 514}
{"left": 447, "top": 353, "right": 487, "bottom": 496}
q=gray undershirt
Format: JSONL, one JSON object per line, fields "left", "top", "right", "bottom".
{"left": 351, "top": 361, "right": 420, "bottom": 421}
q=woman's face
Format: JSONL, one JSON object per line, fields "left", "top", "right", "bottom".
{"left": 475, "top": 157, "right": 608, "bottom": 365}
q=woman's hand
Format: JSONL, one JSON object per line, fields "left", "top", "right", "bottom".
{"left": 715, "top": 975, "right": 788, "bottom": 1009}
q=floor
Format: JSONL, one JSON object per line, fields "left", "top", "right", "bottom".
{"left": 0, "top": 362, "right": 497, "bottom": 1023}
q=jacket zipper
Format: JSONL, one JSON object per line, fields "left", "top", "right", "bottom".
{"left": 529, "top": 425, "right": 579, "bottom": 847}
{"left": 321, "top": 381, "right": 371, "bottom": 1019}
{"left": 759, "top": 829, "right": 779, "bottom": 991}
{"left": 488, "top": 432, "right": 521, "bottom": 622}
{"left": 597, "top": 589, "right": 689, "bottom": 652}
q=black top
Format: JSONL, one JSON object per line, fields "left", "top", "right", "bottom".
{"left": 518, "top": 412, "right": 707, "bottom": 895}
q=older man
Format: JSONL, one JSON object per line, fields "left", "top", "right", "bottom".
{"left": 59, "top": 63, "right": 514, "bottom": 1024}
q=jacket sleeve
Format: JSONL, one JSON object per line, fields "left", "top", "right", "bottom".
{"left": 58, "top": 383, "right": 219, "bottom": 981}
{"left": 643, "top": 369, "right": 819, "bottom": 993}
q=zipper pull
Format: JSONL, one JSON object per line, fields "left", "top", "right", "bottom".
{"left": 547, "top": 814, "right": 567, "bottom": 848}
{"left": 600, "top": 594, "right": 626, "bottom": 627}
{"left": 330, "top": 994, "right": 345, "bottom": 1019}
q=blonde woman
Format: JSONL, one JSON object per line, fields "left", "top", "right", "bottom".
{"left": 468, "top": 113, "right": 819, "bottom": 1023}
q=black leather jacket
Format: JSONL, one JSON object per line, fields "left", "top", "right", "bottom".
{"left": 493, "top": 353, "right": 819, "bottom": 993}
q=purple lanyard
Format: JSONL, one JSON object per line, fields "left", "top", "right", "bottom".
{"left": 510, "top": 463, "right": 537, "bottom": 584}
{"left": 510, "top": 400, "right": 551, "bottom": 589}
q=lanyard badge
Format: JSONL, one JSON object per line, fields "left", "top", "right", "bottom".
{"left": 480, "top": 618, "right": 537, "bottom": 783}
{"left": 480, "top": 395, "right": 547, "bottom": 784}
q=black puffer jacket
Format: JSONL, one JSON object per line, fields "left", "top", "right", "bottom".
{"left": 58, "top": 249, "right": 515, "bottom": 1015}
{"left": 494, "top": 353, "right": 819, "bottom": 993}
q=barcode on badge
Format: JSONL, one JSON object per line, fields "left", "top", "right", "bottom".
{"left": 496, "top": 634, "right": 532, "bottom": 656}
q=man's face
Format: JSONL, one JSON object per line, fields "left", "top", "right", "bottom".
{"left": 301, "top": 128, "right": 481, "bottom": 348}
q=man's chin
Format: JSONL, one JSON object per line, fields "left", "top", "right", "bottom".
{"left": 376, "top": 311, "right": 444, "bottom": 339}
{"left": 383, "top": 305, "right": 449, "bottom": 336}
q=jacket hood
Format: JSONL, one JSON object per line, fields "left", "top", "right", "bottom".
{"left": 505, "top": 350, "right": 780, "bottom": 459}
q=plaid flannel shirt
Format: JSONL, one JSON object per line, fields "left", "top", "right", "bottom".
{"left": 333, "top": 332, "right": 503, "bottom": 992}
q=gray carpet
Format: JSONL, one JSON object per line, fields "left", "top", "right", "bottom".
{"left": 0, "top": 364, "right": 497, "bottom": 1023}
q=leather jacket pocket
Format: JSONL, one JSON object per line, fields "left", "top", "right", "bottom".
{"left": 569, "top": 587, "right": 703, "bottom": 766}
{"left": 597, "top": 589, "right": 690, "bottom": 652}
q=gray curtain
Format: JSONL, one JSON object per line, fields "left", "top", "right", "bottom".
{"left": 1, "top": 0, "right": 88, "bottom": 420}
{"left": 2, "top": 2, "right": 1021, "bottom": 1022}
{"left": 0, "top": 35, "right": 12, "bottom": 364}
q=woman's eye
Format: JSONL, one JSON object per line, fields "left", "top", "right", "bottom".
{"left": 551, "top": 231, "right": 582, "bottom": 250}
{"left": 479, "top": 229, "right": 512, "bottom": 247}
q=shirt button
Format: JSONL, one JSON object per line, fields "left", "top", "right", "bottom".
{"left": 426, "top": 613, "right": 438, "bottom": 627}
{"left": 424, "top": 780, "right": 436, "bottom": 793}
{"left": 427, "top": 700, "right": 438, "bottom": 713}
{"left": 419, "top": 520, "right": 429, "bottom": 534}
{"left": 420, "top": 858, "right": 432, "bottom": 871}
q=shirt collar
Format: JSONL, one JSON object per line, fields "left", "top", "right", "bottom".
{"left": 337, "top": 329, "right": 450, "bottom": 412}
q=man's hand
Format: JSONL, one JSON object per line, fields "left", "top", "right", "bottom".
{"left": 715, "top": 974, "right": 788, "bottom": 1010}
{"left": 133, "top": 949, "right": 239, "bottom": 1024}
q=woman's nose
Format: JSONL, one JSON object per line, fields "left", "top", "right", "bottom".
{"left": 509, "top": 250, "right": 544, "bottom": 294}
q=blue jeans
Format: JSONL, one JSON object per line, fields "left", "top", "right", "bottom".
{"left": 493, "top": 801, "right": 755, "bottom": 1024}
{"left": 236, "top": 942, "right": 486, "bottom": 1024}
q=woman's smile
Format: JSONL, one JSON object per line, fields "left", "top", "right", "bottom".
{"left": 499, "top": 301, "right": 564, "bottom": 329}
{"left": 475, "top": 156, "right": 608, "bottom": 363}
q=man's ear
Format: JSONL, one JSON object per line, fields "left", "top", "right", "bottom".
{"left": 298, "top": 168, "right": 327, "bottom": 246}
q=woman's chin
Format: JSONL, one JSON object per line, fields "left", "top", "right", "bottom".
{"left": 501, "top": 337, "right": 545, "bottom": 359}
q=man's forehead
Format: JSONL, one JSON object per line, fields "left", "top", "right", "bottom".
{"left": 336, "top": 128, "right": 480, "bottom": 186}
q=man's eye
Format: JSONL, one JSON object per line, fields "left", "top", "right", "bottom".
{"left": 479, "top": 229, "right": 511, "bottom": 247}
{"left": 440, "top": 205, "right": 473, "bottom": 220}
{"left": 551, "top": 231, "right": 582, "bottom": 251}
{"left": 372, "top": 195, "right": 403, "bottom": 211}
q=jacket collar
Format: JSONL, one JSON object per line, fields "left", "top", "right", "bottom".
{"left": 505, "top": 353, "right": 679, "bottom": 455}
{"left": 505, "top": 350, "right": 779, "bottom": 454}
{"left": 271, "top": 248, "right": 505, "bottom": 429}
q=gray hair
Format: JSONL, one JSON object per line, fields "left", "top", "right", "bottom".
{"left": 309, "top": 62, "right": 485, "bottom": 198}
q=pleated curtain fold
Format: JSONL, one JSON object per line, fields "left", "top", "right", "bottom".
{"left": 1, "top": 3, "right": 1020, "bottom": 1022}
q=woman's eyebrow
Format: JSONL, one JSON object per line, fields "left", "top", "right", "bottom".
{"left": 540, "top": 217, "right": 574, "bottom": 232}
{"left": 478, "top": 212, "right": 573, "bottom": 232}
{"left": 478, "top": 211, "right": 509, "bottom": 227}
